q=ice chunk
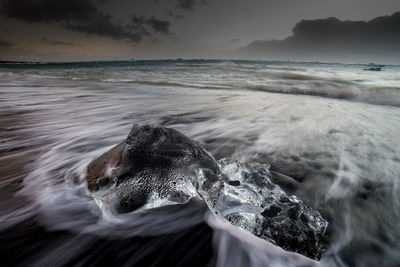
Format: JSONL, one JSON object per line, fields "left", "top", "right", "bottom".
{"left": 197, "top": 158, "right": 328, "bottom": 260}
{"left": 86, "top": 124, "right": 328, "bottom": 259}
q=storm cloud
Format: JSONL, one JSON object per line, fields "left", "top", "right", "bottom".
{"left": 175, "top": 0, "right": 207, "bottom": 11}
{"left": 0, "top": 0, "right": 99, "bottom": 23}
{"left": 1, "top": 0, "right": 400, "bottom": 62}
{"left": 0, "top": 0, "right": 171, "bottom": 42}
{"left": 243, "top": 12, "right": 400, "bottom": 60}
{"left": 130, "top": 15, "right": 171, "bottom": 35}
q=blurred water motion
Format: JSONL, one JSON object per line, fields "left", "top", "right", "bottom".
{"left": 1, "top": 60, "right": 400, "bottom": 266}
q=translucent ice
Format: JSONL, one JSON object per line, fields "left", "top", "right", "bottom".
{"left": 86, "top": 124, "right": 328, "bottom": 259}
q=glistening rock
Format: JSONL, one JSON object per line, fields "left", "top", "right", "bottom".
{"left": 86, "top": 124, "right": 328, "bottom": 259}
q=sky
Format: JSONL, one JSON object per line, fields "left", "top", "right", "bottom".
{"left": 0, "top": 0, "right": 400, "bottom": 62}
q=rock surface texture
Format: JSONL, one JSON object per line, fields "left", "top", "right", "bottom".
{"left": 86, "top": 124, "right": 328, "bottom": 260}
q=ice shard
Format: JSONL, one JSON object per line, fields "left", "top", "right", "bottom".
{"left": 85, "top": 124, "right": 328, "bottom": 259}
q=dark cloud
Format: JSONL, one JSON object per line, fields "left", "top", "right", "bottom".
{"left": 130, "top": 15, "right": 170, "bottom": 35}
{"left": 41, "top": 38, "right": 80, "bottom": 46}
{"left": 147, "top": 17, "right": 170, "bottom": 34}
{"left": 0, "top": 0, "right": 170, "bottom": 42}
{"left": 230, "top": 38, "right": 241, "bottom": 42}
{"left": 0, "top": 39, "right": 12, "bottom": 47}
{"left": 0, "top": 0, "right": 98, "bottom": 23}
{"left": 66, "top": 15, "right": 145, "bottom": 42}
{"left": 242, "top": 12, "right": 400, "bottom": 59}
{"left": 166, "top": 10, "right": 184, "bottom": 19}
{"left": 175, "top": 0, "right": 206, "bottom": 11}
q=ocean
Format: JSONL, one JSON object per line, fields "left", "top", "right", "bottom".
{"left": 1, "top": 60, "right": 400, "bottom": 266}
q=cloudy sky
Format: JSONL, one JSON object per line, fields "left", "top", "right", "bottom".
{"left": 1, "top": 0, "right": 400, "bottom": 62}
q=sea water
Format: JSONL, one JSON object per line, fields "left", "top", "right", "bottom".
{"left": 0, "top": 60, "right": 400, "bottom": 266}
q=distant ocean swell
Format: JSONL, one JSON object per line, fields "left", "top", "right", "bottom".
{"left": 245, "top": 84, "right": 400, "bottom": 106}
{"left": 101, "top": 79, "right": 400, "bottom": 107}
{"left": 2, "top": 60, "right": 398, "bottom": 106}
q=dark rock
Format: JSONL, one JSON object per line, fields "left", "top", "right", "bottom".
{"left": 228, "top": 180, "right": 241, "bottom": 186}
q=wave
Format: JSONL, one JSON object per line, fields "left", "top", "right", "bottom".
{"left": 100, "top": 79, "right": 231, "bottom": 90}
{"left": 245, "top": 84, "right": 400, "bottom": 107}
{"left": 275, "top": 73, "right": 357, "bottom": 86}
{"left": 3, "top": 60, "right": 400, "bottom": 108}
{"left": 102, "top": 79, "right": 187, "bottom": 87}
